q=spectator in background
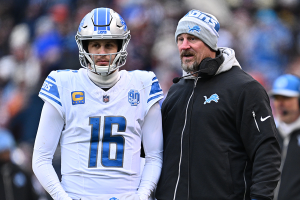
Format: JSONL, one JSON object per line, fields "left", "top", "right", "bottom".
{"left": 0, "top": 128, "right": 40, "bottom": 200}
{"left": 0, "top": 23, "right": 40, "bottom": 131}
{"left": 244, "top": 9, "right": 292, "bottom": 87}
{"left": 33, "top": 16, "right": 63, "bottom": 78}
{"left": 269, "top": 74, "right": 300, "bottom": 200}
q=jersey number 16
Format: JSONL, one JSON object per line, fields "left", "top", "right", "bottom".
{"left": 88, "top": 116, "right": 126, "bottom": 168}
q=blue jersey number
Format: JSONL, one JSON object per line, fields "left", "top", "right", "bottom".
{"left": 88, "top": 116, "right": 126, "bottom": 168}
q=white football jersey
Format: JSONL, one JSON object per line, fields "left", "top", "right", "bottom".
{"left": 38, "top": 68, "right": 163, "bottom": 197}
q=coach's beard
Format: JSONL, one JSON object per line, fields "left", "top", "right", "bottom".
{"left": 181, "top": 59, "right": 199, "bottom": 74}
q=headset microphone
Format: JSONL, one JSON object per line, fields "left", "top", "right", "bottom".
{"left": 172, "top": 77, "right": 181, "bottom": 84}
{"left": 281, "top": 110, "right": 300, "bottom": 116}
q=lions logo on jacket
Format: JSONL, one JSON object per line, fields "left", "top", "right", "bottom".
{"left": 204, "top": 93, "right": 219, "bottom": 104}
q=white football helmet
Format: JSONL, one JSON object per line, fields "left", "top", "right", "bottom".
{"left": 75, "top": 7, "right": 130, "bottom": 76}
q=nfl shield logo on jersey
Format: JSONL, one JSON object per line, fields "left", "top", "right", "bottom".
{"left": 103, "top": 95, "right": 109, "bottom": 103}
{"left": 128, "top": 89, "right": 140, "bottom": 106}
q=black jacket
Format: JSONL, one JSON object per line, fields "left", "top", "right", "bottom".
{"left": 156, "top": 66, "right": 281, "bottom": 200}
{"left": 277, "top": 127, "right": 300, "bottom": 200}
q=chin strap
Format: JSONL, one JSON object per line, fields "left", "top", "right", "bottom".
{"left": 87, "top": 69, "right": 120, "bottom": 89}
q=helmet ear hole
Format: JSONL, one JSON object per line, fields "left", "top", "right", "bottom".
{"left": 82, "top": 40, "right": 90, "bottom": 66}
{"left": 83, "top": 40, "right": 89, "bottom": 53}
{"left": 117, "top": 39, "right": 123, "bottom": 52}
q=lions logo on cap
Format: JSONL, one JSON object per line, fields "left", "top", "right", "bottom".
{"left": 188, "top": 25, "right": 201, "bottom": 33}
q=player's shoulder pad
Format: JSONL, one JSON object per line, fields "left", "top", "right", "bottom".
{"left": 128, "top": 70, "right": 163, "bottom": 103}
{"left": 130, "top": 70, "right": 157, "bottom": 86}
{"left": 40, "top": 70, "right": 79, "bottom": 106}
{"left": 40, "top": 70, "right": 62, "bottom": 106}
{"left": 54, "top": 69, "right": 79, "bottom": 84}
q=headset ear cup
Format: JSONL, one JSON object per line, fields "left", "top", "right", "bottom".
{"left": 197, "top": 52, "right": 224, "bottom": 78}
{"left": 198, "top": 58, "right": 211, "bottom": 72}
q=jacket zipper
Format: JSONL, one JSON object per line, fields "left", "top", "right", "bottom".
{"left": 194, "top": 77, "right": 198, "bottom": 87}
{"left": 252, "top": 111, "right": 260, "bottom": 132}
{"left": 173, "top": 77, "right": 198, "bottom": 200}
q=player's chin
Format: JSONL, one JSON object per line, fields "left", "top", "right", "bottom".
{"left": 96, "top": 62, "right": 109, "bottom": 66}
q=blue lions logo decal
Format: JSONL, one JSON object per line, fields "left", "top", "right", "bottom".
{"left": 119, "top": 15, "right": 127, "bottom": 31}
{"left": 188, "top": 25, "right": 201, "bottom": 33}
{"left": 78, "top": 16, "right": 86, "bottom": 32}
{"left": 204, "top": 93, "right": 219, "bottom": 104}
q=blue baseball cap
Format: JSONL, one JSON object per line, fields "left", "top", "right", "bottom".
{"left": 0, "top": 129, "right": 15, "bottom": 153}
{"left": 269, "top": 74, "right": 300, "bottom": 97}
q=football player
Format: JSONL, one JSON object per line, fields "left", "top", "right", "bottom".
{"left": 32, "top": 7, "right": 163, "bottom": 200}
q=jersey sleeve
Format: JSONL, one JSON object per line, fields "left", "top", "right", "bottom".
{"left": 32, "top": 101, "right": 72, "bottom": 200}
{"left": 138, "top": 102, "right": 163, "bottom": 197}
{"left": 145, "top": 71, "right": 164, "bottom": 113}
{"left": 38, "top": 71, "right": 64, "bottom": 119}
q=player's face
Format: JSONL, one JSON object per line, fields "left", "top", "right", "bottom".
{"left": 273, "top": 95, "right": 300, "bottom": 124}
{"left": 88, "top": 39, "right": 118, "bottom": 66}
{"left": 177, "top": 33, "right": 214, "bottom": 74}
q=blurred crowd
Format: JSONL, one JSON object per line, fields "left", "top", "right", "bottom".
{"left": 0, "top": 0, "right": 300, "bottom": 199}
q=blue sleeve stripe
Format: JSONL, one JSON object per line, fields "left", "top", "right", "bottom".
{"left": 47, "top": 76, "right": 56, "bottom": 82}
{"left": 152, "top": 77, "right": 157, "bottom": 81}
{"left": 149, "top": 81, "right": 163, "bottom": 95}
{"left": 41, "top": 80, "right": 60, "bottom": 99}
{"left": 147, "top": 94, "right": 162, "bottom": 103}
{"left": 57, "top": 69, "right": 78, "bottom": 73}
{"left": 39, "top": 92, "right": 62, "bottom": 106}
